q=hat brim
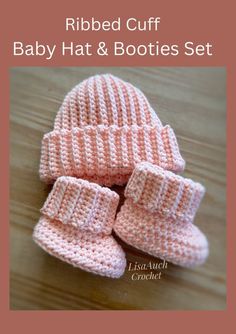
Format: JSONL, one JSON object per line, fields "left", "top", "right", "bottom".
{"left": 39, "top": 124, "right": 185, "bottom": 186}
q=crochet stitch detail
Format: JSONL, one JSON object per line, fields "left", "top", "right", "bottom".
{"left": 125, "top": 161, "right": 205, "bottom": 223}
{"left": 40, "top": 124, "right": 185, "bottom": 185}
{"left": 39, "top": 74, "right": 185, "bottom": 186}
{"left": 33, "top": 176, "right": 126, "bottom": 278}
{"left": 41, "top": 176, "right": 119, "bottom": 235}
{"left": 114, "top": 162, "right": 208, "bottom": 268}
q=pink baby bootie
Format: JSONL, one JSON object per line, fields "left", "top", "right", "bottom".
{"left": 114, "top": 162, "right": 209, "bottom": 267}
{"left": 40, "top": 74, "right": 185, "bottom": 186}
{"left": 33, "top": 176, "right": 126, "bottom": 278}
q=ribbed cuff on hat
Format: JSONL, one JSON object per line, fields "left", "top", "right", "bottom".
{"left": 41, "top": 176, "right": 119, "bottom": 235}
{"left": 125, "top": 162, "right": 205, "bottom": 224}
{"left": 39, "top": 124, "right": 185, "bottom": 185}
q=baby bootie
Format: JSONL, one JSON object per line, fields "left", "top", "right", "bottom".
{"left": 114, "top": 162, "right": 209, "bottom": 267}
{"left": 33, "top": 176, "right": 126, "bottom": 278}
{"left": 40, "top": 74, "right": 185, "bottom": 186}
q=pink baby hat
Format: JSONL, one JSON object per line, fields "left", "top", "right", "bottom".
{"left": 33, "top": 176, "right": 126, "bottom": 278}
{"left": 40, "top": 74, "right": 185, "bottom": 186}
{"left": 114, "top": 162, "right": 209, "bottom": 267}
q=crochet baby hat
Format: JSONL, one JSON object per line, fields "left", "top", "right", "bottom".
{"left": 33, "top": 176, "right": 126, "bottom": 278}
{"left": 114, "top": 162, "right": 209, "bottom": 267}
{"left": 40, "top": 74, "right": 185, "bottom": 186}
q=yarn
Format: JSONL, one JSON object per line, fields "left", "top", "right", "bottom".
{"left": 40, "top": 74, "right": 185, "bottom": 186}
{"left": 34, "top": 75, "right": 209, "bottom": 275}
{"left": 114, "top": 162, "right": 209, "bottom": 267}
{"left": 33, "top": 176, "right": 126, "bottom": 278}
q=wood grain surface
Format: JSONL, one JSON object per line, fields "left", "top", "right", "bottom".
{"left": 10, "top": 67, "right": 226, "bottom": 310}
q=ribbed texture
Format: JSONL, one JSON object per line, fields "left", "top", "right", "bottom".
{"left": 53, "top": 74, "right": 162, "bottom": 129}
{"left": 40, "top": 124, "right": 185, "bottom": 185}
{"left": 33, "top": 176, "right": 126, "bottom": 278}
{"left": 41, "top": 176, "right": 119, "bottom": 235}
{"left": 39, "top": 74, "right": 185, "bottom": 186}
{"left": 114, "top": 162, "right": 208, "bottom": 268}
{"left": 125, "top": 162, "right": 205, "bottom": 223}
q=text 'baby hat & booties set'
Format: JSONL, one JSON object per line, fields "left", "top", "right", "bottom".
{"left": 33, "top": 73, "right": 209, "bottom": 278}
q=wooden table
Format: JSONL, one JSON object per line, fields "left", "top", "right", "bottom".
{"left": 10, "top": 67, "right": 226, "bottom": 310}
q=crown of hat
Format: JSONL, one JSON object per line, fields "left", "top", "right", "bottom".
{"left": 53, "top": 74, "right": 162, "bottom": 131}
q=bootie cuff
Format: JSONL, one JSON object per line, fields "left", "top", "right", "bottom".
{"left": 41, "top": 176, "right": 119, "bottom": 235}
{"left": 125, "top": 162, "right": 205, "bottom": 224}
